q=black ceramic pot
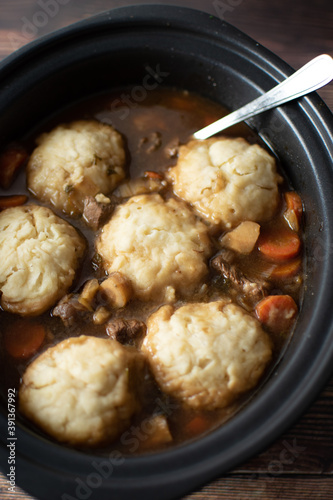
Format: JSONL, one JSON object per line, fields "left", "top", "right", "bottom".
{"left": 1, "top": 5, "right": 333, "bottom": 500}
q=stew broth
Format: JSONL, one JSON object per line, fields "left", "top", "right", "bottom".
{"left": 0, "top": 88, "right": 303, "bottom": 454}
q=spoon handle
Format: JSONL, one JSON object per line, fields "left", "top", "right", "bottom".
{"left": 193, "top": 54, "right": 333, "bottom": 140}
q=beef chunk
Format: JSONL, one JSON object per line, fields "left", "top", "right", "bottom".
{"left": 211, "top": 254, "right": 269, "bottom": 306}
{"left": 52, "top": 294, "right": 90, "bottom": 327}
{"left": 106, "top": 318, "right": 146, "bottom": 345}
{"left": 217, "top": 247, "right": 236, "bottom": 265}
{"left": 83, "top": 195, "right": 117, "bottom": 230}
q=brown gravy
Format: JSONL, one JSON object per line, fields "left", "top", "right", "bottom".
{"left": 0, "top": 88, "right": 303, "bottom": 455}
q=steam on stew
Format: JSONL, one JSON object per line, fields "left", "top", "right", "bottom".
{"left": 0, "top": 89, "right": 303, "bottom": 454}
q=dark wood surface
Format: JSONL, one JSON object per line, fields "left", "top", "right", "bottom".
{"left": 0, "top": 1, "right": 332, "bottom": 499}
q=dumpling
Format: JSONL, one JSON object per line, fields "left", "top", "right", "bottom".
{"left": 142, "top": 299, "right": 272, "bottom": 409}
{"left": 167, "top": 137, "right": 281, "bottom": 228}
{"left": 96, "top": 193, "right": 212, "bottom": 302}
{"left": 19, "top": 336, "right": 144, "bottom": 446}
{"left": 27, "top": 120, "right": 126, "bottom": 215}
{"left": 0, "top": 204, "right": 86, "bottom": 315}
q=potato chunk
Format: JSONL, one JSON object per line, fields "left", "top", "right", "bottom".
{"left": 140, "top": 415, "right": 173, "bottom": 450}
{"left": 220, "top": 221, "right": 260, "bottom": 254}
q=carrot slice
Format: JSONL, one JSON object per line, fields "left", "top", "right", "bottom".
{"left": 144, "top": 170, "right": 164, "bottom": 180}
{"left": 0, "top": 145, "right": 28, "bottom": 189}
{"left": 270, "top": 258, "right": 301, "bottom": 280}
{"left": 185, "top": 415, "right": 210, "bottom": 436}
{"left": 4, "top": 320, "right": 46, "bottom": 359}
{"left": 284, "top": 192, "right": 303, "bottom": 232}
{"left": 0, "top": 195, "right": 28, "bottom": 210}
{"left": 258, "top": 228, "right": 301, "bottom": 261}
{"left": 255, "top": 295, "right": 298, "bottom": 333}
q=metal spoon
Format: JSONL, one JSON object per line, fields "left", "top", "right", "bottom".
{"left": 193, "top": 54, "right": 333, "bottom": 140}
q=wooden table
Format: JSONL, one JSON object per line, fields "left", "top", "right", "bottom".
{"left": 0, "top": 1, "right": 332, "bottom": 499}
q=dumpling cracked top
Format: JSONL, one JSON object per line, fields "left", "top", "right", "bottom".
{"left": 19, "top": 336, "right": 144, "bottom": 446}
{"left": 167, "top": 137, "right": 282, "bottom": 228}
{"left": 27, "top": 120, "right": 126, "bottom": 216}
{"left": 96, "top": 193, "right": 212, "bottom": 302}
{"left": 142, "top": 299, "right": 272, "bottom": 410}
{"left": 0, "top": 204, "right": 86, "bottom": 316}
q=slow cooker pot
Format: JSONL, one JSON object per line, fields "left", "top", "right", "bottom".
{"left": 0, "top": 5, "right": 333, "bottom": 500}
